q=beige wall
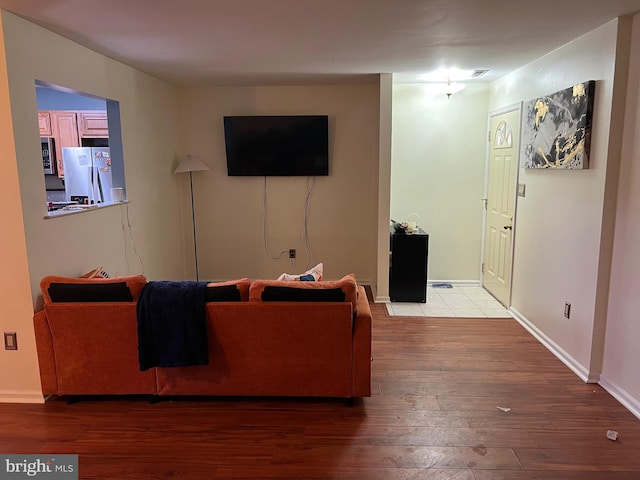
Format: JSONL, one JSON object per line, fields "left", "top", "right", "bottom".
{"left": 375, "top": 74, "right": 393, "bottom": 301}
{"left": 489, "top": 19, "right": 625, "bottom": 382}
{"left": 602, "top": 13, "right": 640, "bottom": 417}
{"left": 391, "top": 83, "right": 490, "bottom": 281}
{"left": 176, "top": 84, "right": 379, "bottom": 283}
{"left": 0, "top": 11, "right": 185, "bottom": 401}
{"left": 0, "top": 14, "right": 42, "bottom": 402}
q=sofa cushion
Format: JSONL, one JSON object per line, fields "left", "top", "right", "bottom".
{"left": 249, "top": 274, "right": 357, "bottom": 312}
{"left": 206, "top": 278, "right": 251, "bottom": 302}
{"left": 40, "top": 275, "right": 147, "bottom": 304}
{"left": 48, "top": 282, "right": 132, "bottom": 303}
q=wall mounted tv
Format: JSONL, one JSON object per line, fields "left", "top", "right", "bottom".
{"left": 223, "top": 115, "right": 329, "bottom": 176}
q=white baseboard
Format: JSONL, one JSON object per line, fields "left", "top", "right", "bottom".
{"left": 0, "top": 390, "right": 45, "bottom": 404}
{"left": 598, "top": 376, "right": 640, "bottom": 421}
{"left": 509, "top": 307, "right": 594, "bottom": 383}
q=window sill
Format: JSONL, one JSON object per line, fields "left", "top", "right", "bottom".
{"left": 44, "top": 200, "right": 129, "bottom": 219}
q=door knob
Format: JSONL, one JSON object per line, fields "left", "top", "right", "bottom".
{"left": 503, "top": 225, "right": 512, "bottom": 230}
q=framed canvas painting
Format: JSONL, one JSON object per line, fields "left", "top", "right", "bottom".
{"left": 521, "top": 80, "right": 595, "bottom": 169}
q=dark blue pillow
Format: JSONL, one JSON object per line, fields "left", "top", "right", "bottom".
{"left": 261, "top": 286, "right": 345, "bottom": 302}
{"left": 48, "top": 282, "right": 132, "bottom": 302}
{"left": 205, "top": 284, "right": 242, "bottom": 302}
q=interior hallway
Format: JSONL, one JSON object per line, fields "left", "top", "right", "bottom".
{"left": 386, "top": 285, "right": 512, "bottom": 318}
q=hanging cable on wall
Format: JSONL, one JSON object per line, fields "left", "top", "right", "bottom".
{"left": 123, "top": 202, "right": 145, "bottom": 275}
{"left": 120, "top": 204, "right": 130, "bottom": 275}
{"left": 263, "top": 176, "right": 318, "bottom": 267}
{"left": 263, "top": 176, "right": 289, "bottom": 260}
{"left": 299, "top": 176, "right": 316, "bottom": 270}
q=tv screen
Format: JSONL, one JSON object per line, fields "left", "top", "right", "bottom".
{"left": 223, "top": 115, "right": 329, "bottom": 176}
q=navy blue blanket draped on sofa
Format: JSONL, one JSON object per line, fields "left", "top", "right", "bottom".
{"left": 136, "top": 281, "right": 209, "bottom": 371}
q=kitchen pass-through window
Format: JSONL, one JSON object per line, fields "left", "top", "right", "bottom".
{"left": 36, "top": 80, "right": 126, "bottom": 216}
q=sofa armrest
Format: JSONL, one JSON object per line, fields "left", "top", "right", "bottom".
{"left": 352, "top": 286, "right": 372, "bottom": 397}
{"left": 33, "top": 310, "right": 58, "bottom": 395}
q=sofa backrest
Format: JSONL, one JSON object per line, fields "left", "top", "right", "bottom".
{"left": 157, "top": 301, "right": 356, "bottom": 397}
{"left": 38, "top": 274, "right": 357, "bottom": 308}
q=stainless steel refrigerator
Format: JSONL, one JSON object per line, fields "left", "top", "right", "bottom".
{"left": 61, "top": 147, "right": 113, "bottom": 204}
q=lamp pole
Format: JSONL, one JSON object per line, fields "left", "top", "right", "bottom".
{"left": 174, "top": 154, "right": 210, "bottom": 281}
{"left": 189, "top": 170, "right": 200, "bottom": 281}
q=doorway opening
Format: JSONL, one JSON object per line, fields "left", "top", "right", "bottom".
{"left": 481, "top": 105, "right": 521, "bottom": 307}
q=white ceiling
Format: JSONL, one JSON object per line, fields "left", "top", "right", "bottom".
{"left": 1, "top": 0, "right": 640, "bottom": 86}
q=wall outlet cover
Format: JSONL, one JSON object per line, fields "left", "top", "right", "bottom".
{"left": 4, "top": 332, "right": 17, "bottom": 350}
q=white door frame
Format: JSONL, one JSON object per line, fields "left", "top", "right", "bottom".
{"left": 480, "top": 102, "right": 522, "bottom": 307}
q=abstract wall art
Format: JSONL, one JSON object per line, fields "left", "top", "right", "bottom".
{"left": 521, "top": 80, "right": 595, "bottom": 169}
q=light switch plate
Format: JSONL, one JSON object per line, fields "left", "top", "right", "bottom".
{"left": 518, "top": 183, "right": 526, "bottom": 197}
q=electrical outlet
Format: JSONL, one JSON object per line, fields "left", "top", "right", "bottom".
{"left": 564, "top": 302, "right": 571, "bottom": 319}
{"left": 289, "top": 249, "right": 296, "bottom": 259}
{"left": 4, "top": 332, "right": 17, "bottom": 350}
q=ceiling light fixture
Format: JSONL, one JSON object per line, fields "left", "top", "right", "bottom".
{"left": 445, "top": 76, "right": 465, "bottom": 99}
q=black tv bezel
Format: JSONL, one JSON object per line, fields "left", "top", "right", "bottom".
{"left": 223, "top": 115, "right": 329, "bottom": 177}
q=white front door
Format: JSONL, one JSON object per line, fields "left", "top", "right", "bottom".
{"left": 482, "top": 108, "right": 520, "bottom": 306}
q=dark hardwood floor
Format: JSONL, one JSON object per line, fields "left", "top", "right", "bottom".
{"left": 2, "top": 302, "right": 640, "bottom": 479}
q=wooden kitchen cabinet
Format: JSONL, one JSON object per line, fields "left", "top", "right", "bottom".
{"left": 38, "top": 112, "right": 52, "bottom": 136}
{"left": 39, "top": 109, "right": 109, "bottom": 178}
{"left": 77, "top": 111, "right": 109, "bottom": 138}
{"left": 50, "top": 111, "right": 80, "bottom": 178}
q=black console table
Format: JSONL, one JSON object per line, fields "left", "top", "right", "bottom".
{"left": 389, "top": 227, "right": 429, "bottom": 302}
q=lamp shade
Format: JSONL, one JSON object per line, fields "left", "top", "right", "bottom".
{"left": 174, "top": 154, "right": 210, "bottom": 173}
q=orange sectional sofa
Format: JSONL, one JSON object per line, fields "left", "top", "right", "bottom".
{"left": 33, "top": 274, "right": 372, "bottom": 400}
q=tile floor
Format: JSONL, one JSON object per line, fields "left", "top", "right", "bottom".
{"left": 386, "top": 284, "right": 512, "bottom": 318}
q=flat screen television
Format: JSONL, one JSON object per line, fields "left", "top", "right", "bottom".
{"left": 223, "top": 115, "right": 329, "bottom": 176}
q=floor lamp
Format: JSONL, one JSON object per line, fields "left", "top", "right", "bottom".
{"left": 174, "top": 154, "right": 210, "bottom": 281}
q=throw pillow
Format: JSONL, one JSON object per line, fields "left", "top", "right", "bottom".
{"left": 48, "top": 282, "right": 132, "bottom": 303}
{"left": 206, "top": 278, "right": 251, "bottom": 301}
{"left": 205, "top": 285, "right": 241, "bottom": 302}
{"left": 260, "top": 286, "right": 345, "bottom": 302}
{"left": 249, "top": 273, "right": 357, "bottom": 313}
{"left": 277, "top": 262, "right": 323, "bottom": 281}
{"left": 40, "top": 274, "right": 147, "bottom": 304}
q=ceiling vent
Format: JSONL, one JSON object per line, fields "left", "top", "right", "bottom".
{"left": 471, "top": 69, "right": 490, "bottom": 78}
